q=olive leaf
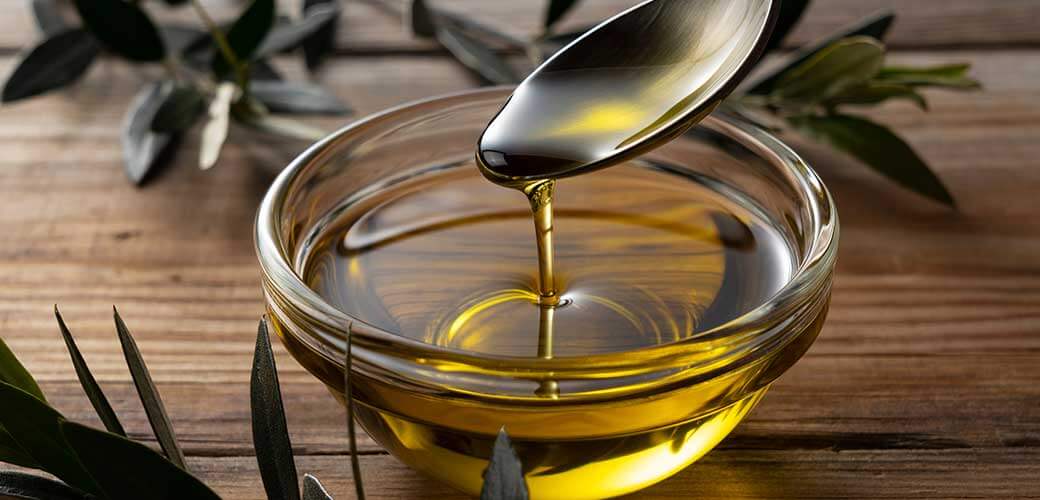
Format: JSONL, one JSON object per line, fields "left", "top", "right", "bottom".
{"left": 345, "top": 322, "right": 366, "bottom": 500}
{"left": 1, "top": 29, "right": 99, "bottom": 103}
{"left": 435, "top": 23, "right": 520, "bottom": 85}
{"left": 251, "top": 320, "right": 301, "bottom": 500}
{"left": 72, "top": 0, "right": 166, "bottom": 62}
{"left": 788, "top": 113, "right": 954, "bottom": 206}
{"left": 250, "top": 81, "right": 352, "bottom": 115}
{"left": 257, "top": 3, "right": 340, "bottom": 58}
{"left": 199, "top": 82, "right": 236, "bottom": 170}
{"left": 214, "top": 0, "right": 276, "bottom": 77}
{"left": 0, "top": 471, "right": 90, "bottom": 500}
{"left": 151, "top": 86, "right": 207, "bottom": 134}
{"left": 55, "top": 306, "right": 127, "bottom": 437}
{"left": 302, "top": 0, "right": 340, "bottom": 70}
{"left": 0, "top": 338, "right": 45, "bottom": 402}
{"left": 252, "top": 59, "right": 285, "bottom": 81}
{"left": 122, "top": 81, "right": 179, "bottom": 185}
{"left": 480, "top": 428, "right": 528, "bottom": 500}
{"left": 235, "top": 113, "right": 329, "bottom": 142}
{"left": 410, "top": 0, "right": 437, "bottom": 38}
{"left": 877, "top": 64, "right": 981, "bottom": 89}
{"left": 61, "top": 421, "right": 221, "bottom": 500}
{"left": 30, "top": 0, "right": 66, "bottom": 38}
{"left": 114, "top": 308, "right": 188, "bottom": 470}
{"left": 543, "top": 0, "right": 580, "bottom": 32}
{"left": 770, "top": 36, "right": 885, "bottom": 106}
{"left": 825, "top": 82, "right": 927, "bottom": 110}
{"left": 747, "top": 10, "right": 894, "bottom": 95}
{"left": 0, "top": 381, "right": 102, "bottom": 496}
{"left": 302, "top": 474, "right": 333, "bottom": 500}
{"left": 762, "top": 0, "right": 811, "bottom": 53}
{"left": 1, "top": 427, "right": 41, "bottom": 470}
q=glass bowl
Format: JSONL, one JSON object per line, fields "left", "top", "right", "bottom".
{"left": 255, "top": 88, "right": 838, "bottom": 499}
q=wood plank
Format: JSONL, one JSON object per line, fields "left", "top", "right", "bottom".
{"left": 1, "top": 0, "right": 1038, "bottom": 54}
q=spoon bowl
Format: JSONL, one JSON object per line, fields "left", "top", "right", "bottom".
{"left": 477, "top": 0, "right": 777, "bottom": 187}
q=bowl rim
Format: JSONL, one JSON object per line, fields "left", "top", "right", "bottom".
{"left": 255, "top": 86, "right": 839, "bottom": 381}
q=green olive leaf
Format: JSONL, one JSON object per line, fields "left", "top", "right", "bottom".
{"left": 1, "top": 29, "right": 99, "bottom": 103}
{"left": 122, "top": 81, "right": 179, "bottom": 185}
{"left": 762, "top": 0, "right": 811, "bottom": 53}
{"left": 61, "top": 421, "right": 220, "bottom": 500}
{"left": 0, "top": 382, "right": 102, "bottom": 496}
{"left": 0, "top": 338, "right": 45, "bottom": 402}
{"left": 72, "top": 0, "right": 166, "bottom": 62}
{"left": 150, "top": 86, "right": 207, "bottom": 134}
{"left": 302, "top": 474, "right": 333, "bottom": 500}
{"left": 544, "top": 0, "right": 580, "bottom": 31}
{"left": 213, "top": 0, "right": 275, "bottom": 77}
{"left": 251, "top": 320, "right": 301, "bottom": 500}
{"left": 31, "top": 0, "right": 66, "bottom": 37}
{"left": 770, "top": 36, "right": 885, "bottom": 106}
{"left": 114, "top": 308, "right": 188, "bottom": 470}
{"left": 788, "top": 113, "right": 955, "bottom": 206}
{"left": 0, "top": 471, "right": 91, "bottom": 500}
{"left": 257, "top": 3, "right": 339, "bottom": 58}
{"left": 0, "top": 426, "right": 41, "bottom": 469}
{"left": 480, "top": 427, "right": 528, "bottom": 500}
{"left": 877, "top": 64, "right": 981, "bottom": 90}
{"left": 825, "top": 82, "right": 928, "bottom": 111}
{"left": 250, "top": 81, "right": 351, "bottom": 115}
{"left": 435, "top": 23, "right": 520, "bottom": 85}
{"left": 747, "top": 10, "right": 894, "bottom": 95}
{"left": 410, "top": 0, "right": 437, "bottom": 38}
{"left": 302, "top": 0, "right": 340, "bottom": 70}
{"left": 55, "top": 307, "right": 127, "bottom": 437}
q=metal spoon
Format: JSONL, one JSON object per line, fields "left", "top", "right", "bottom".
{"left": 477, "top": 0, "right": 777, "bottom": 187}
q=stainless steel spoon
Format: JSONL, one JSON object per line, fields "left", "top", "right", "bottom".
{"left": 476, "top": 0, "right": 777, "bottom": 187}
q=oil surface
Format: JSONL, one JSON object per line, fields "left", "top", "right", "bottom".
{"left": 304, "top": 163, "right": 792, "bottom": 359}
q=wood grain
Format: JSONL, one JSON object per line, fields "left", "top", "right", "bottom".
{"left": 0, "top": 14, "right": 1038, "bottom": 500}
{"left": 1, "top": 0, "right": 1038, "bottom": 54}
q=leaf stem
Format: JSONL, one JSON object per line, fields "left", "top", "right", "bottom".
{"left": 189, "top": 0, "right": 249, "bottom": 93}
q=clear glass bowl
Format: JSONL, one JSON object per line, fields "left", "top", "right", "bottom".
{"left": 256, "top": 88, "right": 838, "bottom": 499}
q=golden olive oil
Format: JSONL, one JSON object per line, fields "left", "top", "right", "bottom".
{"left": 299, "top": 160, "right": 803, "bottom": 498}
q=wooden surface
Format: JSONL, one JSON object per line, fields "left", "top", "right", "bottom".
{"left": 1, "top": 1, "right": 1039, "bottom": 498}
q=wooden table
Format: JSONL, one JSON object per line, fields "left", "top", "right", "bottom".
{"left": 1, "top": 1, "right": 1037, "bottom": 498}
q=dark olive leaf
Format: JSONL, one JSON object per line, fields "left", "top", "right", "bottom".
{"left": 825, "top": 82, "right": 927, "bottom": 110}
{"left": 160, "top": 25, "right": 207, "bottom": 54}
{"left": 1, "top": 29, "right": 99, "bottom": 103}
{"left": 54, "top": 306, "right": 127, "bottom": 437}
{"left": 72, "top": 0, "right": 166, "bottom": 62}
{"left": 876, "top": 64, "right": 981, "bottom": 90}
{"left": 788, "top": 113, "right": 955, "bottom": 206}
{"left": 763, "top": 0, "right": 810, "bottom": 53}
{"left": 199, "top": 83, "right": 235, "bottom": 170}
{"left": 410, "top": 0, "right": 437, "bottom": 38}
{"left": 0, "top": 382, "right": 101, "bottom": 496}
{"left": 31, "top": 0, "right": 66, "bottom": 38}
{"left": 480, "top": 427, "right": 528, "bottom": 500}
{"left": 771, "top": 36, "right": 885, "bottom": 105}
{"left": 213, "top": 0, "right": 276, "bottom": 77}
{"left": 302, "top": 0, "right": 340, "bottom": 70}
{"left": 113, "top": 308, "right": 188, "bottom": 470}
{"left": 344, "top": 322, "right": 366, "bottom": 500}
{"left": 256, "top": 3, "right": 339, "bottom": 58}
{"left": 435, "top": 23, "right": 520, "bottom": 85}
{"left": 252, "top": 59, "right": 285, "bottom": 81}
{"left": 1, "top": 426, "right": 41, "bottom": 469}
{"left": 159, "top": 0, "right": 190, "bottom": 6}
{"left": 234, "top": 113, "right": 328, "bottom": 142}
{"left": 747, "top": 10, "right": 895, "bottom": 95}
{"left": 250, "top": 81, "right": 351, "bottom": 115}
{"left": 61, "top": 421, "right": 220, "bottom": 500}
{"left": 0, "top": 471, "right": 91, "bottom": 500}
{"left": 0, "top": 337, "right": 45, "bottom": 402}
{"left": 150, "top": 86, "right": 206, "bottom": 134}
{"left": 543, "top": 0, "right": 580, "bottom": 31}
{"left": 302, "top": 474, "right": 333, "bottom": 500}
{"left": 122, "top": 82, "right": 178, "bottom": 185}
{"left": 251, "top": 320, "right": 301, "bottom": 500}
